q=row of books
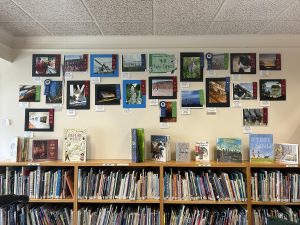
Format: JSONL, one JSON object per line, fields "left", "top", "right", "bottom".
{"left": 251, "top": 170, "right": 300, "bottom": 202}
{"left": 253, "top": 206, "right": 300, "bottom": 225}
{"left": 2, "top": 167, "right": 74, "bottom": 199}
{"left": 0, "top": 204, "right": 72, "bottom": 225}
{"left": 164, "top": 169, "right": 247, "bottom": 201}
{"left": 78, "top": 168, "right": 160, "bottom": 200}
{"left": 77, "top": 205, "right": 160, "bottom": 225}
{"left": 164, "top": 205, "right": 247, "bottom": 225}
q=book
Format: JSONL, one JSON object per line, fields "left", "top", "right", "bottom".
{"left": 249, "top": 134, "right": 273, "bottom": 163}
{"left": 63, "top": 129, "right": 87, "bottom": 162}
{"left": 32, "top": 140, "right": 58, "bottom": 161}
{"left": 274, "top": 143, "right": 299, "bottom": 164}
{"left": 195, "top": 141, "right": 209, "bottom": 162}
{"left": 175, "top": 142, "right": 190, "bottom": 162}
{"left": 65, "top": 169, "right": 74, "bottom": 198}
{"left": 216, "top": 138, "right": 242, "bottom": 162}
{"left": 16, "top": 137, "right": 29, "bottom": 162}
{"left": 151, "top": 135, "right": 171, "bottom": 162}
{"left": 131, "top": 128, "right": 145, "bottom": 163}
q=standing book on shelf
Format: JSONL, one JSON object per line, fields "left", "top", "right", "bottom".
{"left": 176, "top": 142, "right": 190, "bottom": 162}
{"left": 131, "top": 128, "right": 145, "bottom": 162}
{"left": 151, "top": 135, "right": 171, "bottom": 162}
{"left": 274, "top": 143, "right": 299, "bottom": 164}
{"left": 216, "top": 138, "right": 242, "bottom": 162}
{"left": 63, "top": 129, "right": 87, "bottom": 162}
{"left": 195, "top": 141, "right": 209, "bottom": 162}
{"left": 249, "top": 134, "right": 273, "bottom": 163}
{"left": 32, "top": 140, "right": 58, "bottom": 162}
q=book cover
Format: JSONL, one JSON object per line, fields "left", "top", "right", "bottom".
{"left": 151, "top": 135, "right": 171, "bottom": 162}
{"left": 7, "top": 137, "right": 18, "bottom": 162}
{"left": 176, "top": 142, "right": 190, "bottom": 162}
{"left": 195, "top": 141, "right": 210, "bottom": 162}
{"left": 17, "top": 137, "right": 29, "bottom": 162}
{"left": 274, "top": 143, "right": 299, "bottom": 164}
{"left": 249, "top": 134, "right": 273, "bottom": 163}
{"left": 63, "top": 129, "right": 87, "bottom": 162}
{"left": 216, "top": 138, "right": 242, "bottom": 162}
{"left": 32, "top": 140, "right": 58, "bottom": 162}
{"left": 131, "top": 128, "right": 145, "bottom": 163}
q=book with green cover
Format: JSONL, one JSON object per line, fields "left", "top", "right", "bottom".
{"left": 131, "top": 128, "right": 145, "bottom": 162}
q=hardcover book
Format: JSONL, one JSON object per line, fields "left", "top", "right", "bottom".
{"left": 249, "top": 134, "right": 273, "bottom": 163}
{"left": 131, "top": 128, "right": 145, "bottom": 163}
{"left": 195, "top": 141, "right": 209, "bottom": 162}
{"left": 274, "top": 143, "right": 299, "bottom": 164}
{"left": 151, "top": 135, "right": 171, "bottom": 162}
{"left": 63, "top": 129, "right": 87, "bottom": 162}
{"left": 176, "top": 142, "right": 190, "bottom": 162}
{"left": 216, "top": 138, "right": 242, "bottom": 162}
{"left": 32, "top": 140, "right": 58, "bottom": 162}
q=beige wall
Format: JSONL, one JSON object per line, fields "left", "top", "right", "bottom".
{"left": 0, "top": 36, "right": 299, "bottom": 161}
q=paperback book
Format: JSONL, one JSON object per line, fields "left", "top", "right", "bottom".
{"left": 175, "top": 142, "right": 190, "bottom": 162}
{"left": 274, "top": 143, "right": 299, "bottom": 164}
{"left": 151, "top": 135, "right": 171, "bottom": 162}
{"left": 216, "top": 138, "right": 242, "bottom": 162}
{"left": 8, "top": 137, "right": 29, "bottom": 162}
{"left": 249, "top": 134, "right": 273, "bottom": 163}
{"left": 63, "top": 129, "right": 87, "bottom": 162}
{"left": 131, "top": 128, "right": 145, "bottom": 163}
{"left": 195, "top": 141, "right": 209, "bottom": 162}
{"left": 32, "top": 139, "right": 58, "bottom": 162}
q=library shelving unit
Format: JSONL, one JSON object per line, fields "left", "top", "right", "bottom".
{"left": 0, "top": 160, "right": 299, "bottom": 225}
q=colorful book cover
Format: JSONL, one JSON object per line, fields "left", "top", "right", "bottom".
{"left": 44, "top": 80, "right": 63, "bottom": 104}
{"left": 195, "top": 141, "right": 209, "bottom": 162}
{"left": 131, "top": 128, "right": 145, "bottom": 163}
{"left": 233, "top": 82, "right": 257, "bottom": 100}
{"left": 206, "top": 53, "right": 229, "bottom": 70}
{"left": 149, "top": 54, "right": 177, "bottom": 74}
{"left": 176, "top": 142, "right": 190, "bottom": 162}
{"left": 259, "top": 53, "right": 281, "bottom": 70}
{"left": 63, "top": 129, "right": 87, "bottom": 162}
{"left": 181, "top": 89, "right": 205, "bottom": 108}
{"left": 274, "top": 143, "right": 299, "bottom": 164}
{"left": 216, "top": 138, "right": 242, "bottom": 162}
{"left": 32, "top": 140, "right": 58, "bottom": 162}
{"left": 249, "top": 134, "right": 273, "bottom": 163}
{"left": 19, "top": 85, "right": 41, "bottom": 102}
{"left": 151, "top": 135, "right": 171, "bottom": 162}
{"left": 160, "top": 101, "right": 177, "bottom": 122}
{"left": 123, "top": 80, "right": 146, "bottom": 108}
{"left": 122, "top": 54, "right": 146, "bottom": 72}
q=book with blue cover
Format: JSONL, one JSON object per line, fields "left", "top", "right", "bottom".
{"left": 249, "top": 134, "right": 273, "bottom": 163}
{"left": 216, "top": 138, "right": 242, "bottom": 162}
{"left": 131, "top": 128, "right": 145, "bottom": 162}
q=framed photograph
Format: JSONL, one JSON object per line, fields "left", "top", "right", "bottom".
{"left": 32, "top": 139, "right": 58, "bottom": 162}
{"left": 122, "top": 54, "right": 146, "bottom": 72}
{"left": 230, "top": 53, "right": 256, "bottom": 74}
{"left": 123, "top": 80, "right": 146, "bottom": 108}
{"left": 160, "top": 101, "right": 177, "bottom": 122}
{"left": 90, "top": 54, "right": 118, "bottom": 77}
{"left": 149, "top": 76, "right": 177, "bottom": 99}
{"left": 181, "top": 89, "right": 205, "bottom": 108}
{"left": 180, "top": 52, "right": 204, "bottom": 82}
{"left": 32, "top": 54, "right": 61, "bottom": 77}
{"left": 44, "top": 80, "right": 63, "bottom": 104}
{"left": 206, "top": 53, "right": 229, "bottom": 70}
{"left": 206, "top": 77, "right": 230, "bottom": 107}
{"left": 233, "top": 82, "right": 257, "bottom": 100}
{"left": 19, "top": 85, "right": 41, "bottom": 102}
{"left": 64, "top": 54, "right": 88, "bottom": 72}
{"left": 259, "top": 53, "right": 281, "bottom": 70}
{"left": 243, "top": 108, "right": 268, "bottom": 126}
{"left": 95, "top": 84, "right": 121, "bottom": 105}
{"left": 149, "top": 54, "right": 177, "bottom": 73}
{"left": 259, "top": 79, "right": 286, "bottom": 101}
{"left": 24, "top": 108, "right": 54, "bottom": 132}
{"left": 66, "top": 80, "right": 90, "bottom": 110}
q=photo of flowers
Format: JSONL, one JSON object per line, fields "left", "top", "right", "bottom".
{"left": 180, "top": 52, "right": 204, "bottom": 82}
{"left": 123, "top": 80, "right": 146, "bottom": 108}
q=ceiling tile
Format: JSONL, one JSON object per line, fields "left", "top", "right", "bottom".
{"left": 40, "top": 22, "right": 101, "bottom": 35}
{"left": 99, "top": 22, "right": 153, "bottom": 35}
{"left": 13, "top": 0, "right": 93, "bottom": 22}
{"left": 154, "top": 0, "right": 223, "bottom": 21}
{"left": 207, "top": 21, "right": 268, "bottom": 34}
{"left": 0, "top": 1, "right": 33, "bottom": 22}
{"left": 216, "top": 0, "right": 295, "bottom": 21}
{"left": 260, "top": 21, "right": 300, "bottom": 34}
{"left": 85, "top": 0, "right": 153, "bottom": 22}
{"left": 277, "top": 1, "right": 300, "bottom": 20}
{"left": 0, "top": 22, "right": 50, "bottom": 36}
{"left": 155, "top": 21, "right": 211, "bottom": 35}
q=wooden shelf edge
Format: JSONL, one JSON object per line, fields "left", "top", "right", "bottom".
{"left": 78, "top": 199, "right": 160, "bottom": 204}
{"left": 164, "top": 200, "right": 247, "bottom": 205}
{"left": 251, "top": 201, "right": 300, "bottom": 206}
{"left": 29, "top": 198, "right": 75, "bottom": 203}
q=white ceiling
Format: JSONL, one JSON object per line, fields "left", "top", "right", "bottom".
{"left": 0, "top": 0, "right": 299, "bottom": 36}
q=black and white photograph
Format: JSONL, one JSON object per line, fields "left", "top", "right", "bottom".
{"left": 67, "top": 80, "right": 90, "bottom": 110}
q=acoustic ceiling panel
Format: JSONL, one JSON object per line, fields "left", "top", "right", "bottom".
{"left": 155, "top": 21, "right": 211, "bottom": 35}
{"left": 99, "top": 22, "right": 153, "bottom": 35}
{"left": 0, "top": 22, "right": 49, "bottom": 36}
{"left": 40, "top": 22, "right": 101, "bottom": 35}
{"left": 0, "top": 1, "right": 33, "bottom": 22}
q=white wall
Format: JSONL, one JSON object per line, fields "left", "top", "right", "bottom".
{"left": 0, "top": 36, "right": 300, "bottom": 161}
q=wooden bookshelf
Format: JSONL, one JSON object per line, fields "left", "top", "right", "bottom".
{"left": 0, "top": 160, "right": 299, "bottom": 225}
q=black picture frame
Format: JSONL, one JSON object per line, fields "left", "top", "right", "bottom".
{"left": 230, "top": 53, "right": 256, "bottom": 74}
{"left": 206, "top": 77, "right": 230, "bottom": 107}
{"left": 24, "top": 108, "right": 54, "bottom": 132}
{"left": 32, "top": 54, "right": 61, "bottom": 77}
{"left": 67, "top": 80, "right": 90, "bottom": 110}
{"left": 149, "top": 76, "right": 177, "bottom": 99}
{"left": 95, "top": 84, "right": 121, "bottom": 105}
{"left": 259, "top": 79, "right": 286, "bottom": 101}
{"left": 180, "top": 52, "right": 204, "bottom": 82}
